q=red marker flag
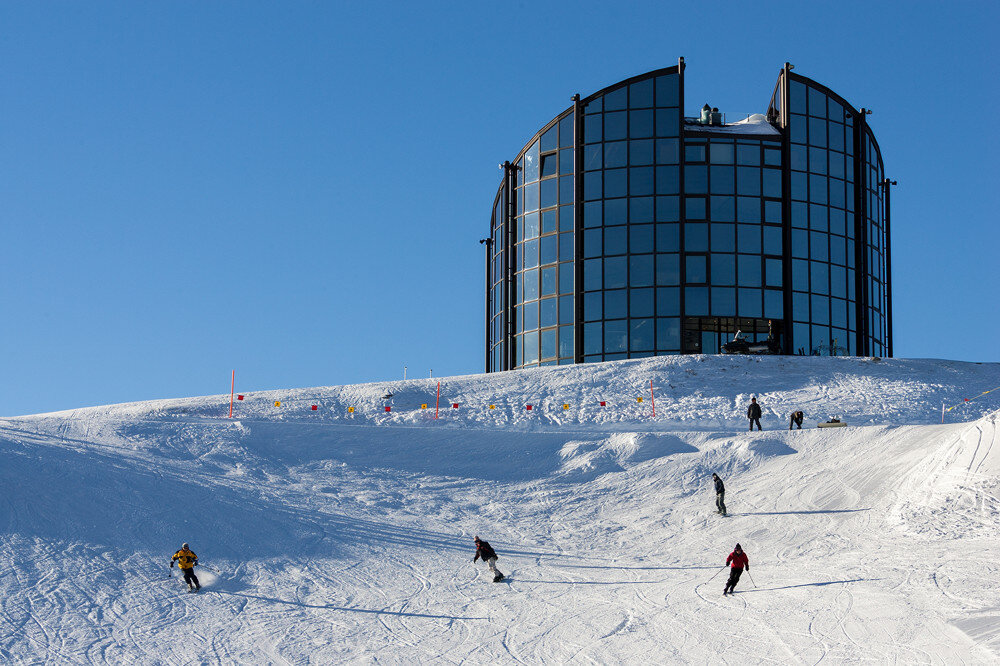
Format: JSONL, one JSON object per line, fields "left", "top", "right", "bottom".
{"left": 452, "top": 403, "right": 459, "bottom": 409}
{"left": 311, "top": 405, "right": 318, "bottom": 411}
{"left": 526, "top": 404, "right": 532, "bottom": 411}
{"left": 599, "top": 401, "right": 606, "bottom": 407}
{"left": 237, "top": 395, "right": 244, "bottom": 400}
{"left": 385, "top": 406, "right": 391, "bottom": 412}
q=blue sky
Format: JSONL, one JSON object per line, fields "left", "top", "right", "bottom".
{"left": 2, "top": 1, "right": 998, "bottom": 416}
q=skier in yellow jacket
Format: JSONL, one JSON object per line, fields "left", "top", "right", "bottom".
{"left": 170, "top": 543, "right": 201, "bottom": 592}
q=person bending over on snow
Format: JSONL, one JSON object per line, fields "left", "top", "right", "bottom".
{"left": 473, "top": 536, "right": 505, "bottom": 582}
{"left": 789, "top": 410, "right": 804, "bottom": 430}
{"left": 171, "top": 542, "right": 201, "bottom": 592}
{"left": 711, "top": 473, "right": 727, "bottom": 516}
{"left": 747, "top": 397, "right": 763, "bottom": 431}
{"left": 723, "top": 543, "right": 749, "bottom": 595}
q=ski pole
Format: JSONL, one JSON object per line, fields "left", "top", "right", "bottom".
{"left": 707, "top": 566, "right": 727, "bottom": 582}
{"left": 747, "top": 570, "right": 757, "bottom": 588}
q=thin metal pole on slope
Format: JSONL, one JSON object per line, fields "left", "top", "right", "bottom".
{"left": 941, "top": 402, "right": 945, "bottom": 424}
{"left": 229, "top": 370, "right": 235, "bottom": 419}
{"left": 650, "top": 379, "right": 656, "bottom": 418}
{"left": 435, "top": 381, "right": 440, "bottom": 420}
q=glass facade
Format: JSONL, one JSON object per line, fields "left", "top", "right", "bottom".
{"left": 487, "top": 63, "right": 891, "bottom": 371}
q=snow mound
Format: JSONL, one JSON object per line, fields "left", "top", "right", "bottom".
{"left": 1, "top": 356, "right": 999, "bottom": 663}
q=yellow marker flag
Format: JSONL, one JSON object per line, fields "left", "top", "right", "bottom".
{"left": 562, "top": 404, "right": 570, "bottom": 410}
{"left": 489, "top": 404, "right": 496, "bottom": 410}
{"left": 421, "top": 404, "right": 428, "bottom": 409}
{"left": 348, "top": 406, "right": 354, "bottom": 413}
{"left": 637, "top": 397, "right": 643, "bottom": 403}
{"left": 274, "top": 401, "right": 281, "bottom": 407}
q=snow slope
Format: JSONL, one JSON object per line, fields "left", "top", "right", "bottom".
{"left": 1, "top": 355, "right": 999, "bottom": 663}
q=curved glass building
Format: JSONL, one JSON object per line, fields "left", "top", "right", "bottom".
{"left": 485, "top": 60, "right": 893, "bottom": 371}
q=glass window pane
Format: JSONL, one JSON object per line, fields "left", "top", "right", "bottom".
{"left": 656, "top": 317, "right": 680, "bottom": 349}
{"left": 685, "top": 144, "right": 706, "bottom": 162}
{"left": 605, "top": 256, "right": 627, "bottom": 288}
{"left": 605, "top": 198, "right": 627, "bottom": 226}
{"left": 711, "top": 254, "right": 735, "bottom": 284}
{"left": 809, "top": 116, "right": 827, "bottom": 148}
{"left": 604, "top": 320, "right": 628, "bottom": 353}
{"left": 584, "top": 291, "right": 602, "bottom": 321}
{"left": 655, "top": 108, "right": 679, "bottom": 137}
{"left": 686, "top": 255, "right": 707, "bottom": 283}
{"left": 559, "top": 324, "right": 574, "bottom": 357}
{"left": 524, "top": 300, "right": 539, "bottom": 329}
{"left": 560, "top": 148, "right": 574, "bottom": 175}
{"left": 811, "top": 261, "right": 829, "bottom": 295}
{"left": 810, "top": 231, "right": 829, "bottom": 262}
{"left": 736, "top": 167, "right": 760, "bottom": 195}
{"left": 710, "top": 195, "right": 735, "bottom": 221}
{"left": 765, "top": 258, "right": 783, "bottom": 287}
{"left": 630, "top": 224, "right": 654, "bottom": 253}
{"left": 630, "top": 288, "right": 654, "bottom": 318}
{"left": 656, "top": 166, "right": 680, "bottom": 194}
{"left": 541, "top": 178, "right": 558, "bottom": 208}
{"left": 763, "top": 147, "right": 781, "bottom": 166}
{"left": 764, "top": 225, "right": 783, "bottom": 254}
{"left": 630, "top": 166, "right": 655, "bottom": 196}
{"left": 630, "top": 109, "right": 654, "bottom": 138}
{"left": 605, "top": 141, "right": 627, "bottom": 168}
{"left": 656, "top": 138, "right": 680, "bottom": 164}
{"left": 765, "top": 200, "right": 782, "bottom": 223}
{"left": 541, "top": 295, "right": 557, "bottom": 326}
{"left": 524, "top": 239, "right": 539, "bottom": 268}
{"left": 630, "top": 197, "right": 654, "bottom": 224}
{"left": 685, "top": 197, "right": 707, "bottom": 220}
{"left": 710, "top": 223, "right": 736, "bottom": 252}
{"left": 560, "top": 263, "right": 574, "bottom": 293}
{"left": 605, "top": 168, "right": 627, "bottom": 198}
{"left": 655, "top": 74, "right": 679, "bottom": 107}
{"left": 605, "top": 289, "right": 627, "bottom": 319}
{"left": 736, "top": 144, "right": 760, "bottom": 165}
{"left": 711, "top": 287, "right": 736, "bottom": 315}
{"left": 604, "top": 86, "right": 627, "bottom": 111}
{"left": 763, "top": 169, "right": 781, "bottom": 197}
{"left": 630, "top": 254, "right": 654, "bottom": 287}
{"left": 584, "top": 115, "right": 602, "bottom": 143}
{"left": 685, "top": 222, "right": 708, "bottom": 250}
{"left": 630, "top": 79, "right": 653, "bottom": 108}
{"left": 686, "top": 165, "right": 708, "bottom": 193}
{"left": 560, "top": 205, "right": 574, "bottom": 232}
{"left": 541, "top": 267, "right": 557, "bottom": 296}
{"left": 541, "top": 235, "right": 557, "bottom": 264}
{"left": 630, "top": 139, "right": 654, "bottom": 165}
{"left": 541, "top": 328, "right": 556, "bottom": 359}
{"left": 524, "top": 141, "right": 540, "bottom": 182}
{"left": 737, "top": 197, "right": 761, "bottom": 223}
{"left": 524, "top": 330, "right": 539, "bottom": 364}
{"left": 605, "top": 111, "right": 627, "bottom": 140}
{"left": 656, "top": 253, "right": 680, "bottom": 285}
{"left": 656, "top": 222, "right": 680, "bottom": 251}
{"left": 524, "top": 212, "right": 539, "bottom": 238}
{"left": 710, "top": 166, "right": 735, "bottom": 194}
{"left": 584, "top": 322, "right": 602, "bottom": 355}
{"left": 738, "top": 254, "right": 762, "bottom": 286}
{"left": 738, "top": 288, "right": 762, "bottom": 317}
{"left": 630, "top": 318, "right": 654, "bottom": 351}
{"left": 560, "top": 295, "right": 574, "bottom": 325}
{"left": 585, "top": 144, "right": 602, "bottom": 171}
{"left": 541, "top": 209, "right": 557, "bottom": 234}
{"left": 559, "top": 114, "right": 574, "bottom": 148}
{"left": 656, "top": 196, "right": 680, "bottom": 222}
{"left": 605, "top": 226, "right": 626, "bottom": 255}
{"left": 710, "top": 142, "right": 734, "bottom": 164}
{"left": 656, "top": 288, "right": 680, "bottom": 316}
{"left": 685, "top": 287, "right": 709, "bottom": 315}
{"left": 584, "top": 258, "right": 602, "bottom": 290}
{"left": 764, "top": 289, "right": 783, "bottom": 319}
{"left": 737, "top": 224, "right": 761, "bottom": 253}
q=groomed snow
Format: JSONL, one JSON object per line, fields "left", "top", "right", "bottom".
{"left": 686, "top": 112, "right": 781, "bottom": 135}
{"left": 2, "top": 355, "right": 998, "bottom": 663}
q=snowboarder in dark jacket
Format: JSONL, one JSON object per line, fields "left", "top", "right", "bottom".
{"left": 723, "top": 543, "right": 749, "bottom": 595}
{"left": 170, "top": 543, "right": 201, "bottom": 592}
{"left": 473, "top": 536, "right": 504, "bottom": 582}
{"left": 789, "top": 410, "right": 804, "bottom": 430}
{"left": 747, "top": 397, "right": 762, "bottom": 431}
{"left": 711, "top": 473, "right": 727, "bottom": 516}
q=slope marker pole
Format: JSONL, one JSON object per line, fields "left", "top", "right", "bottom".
{"left": 229, "top": 370, "right": 235, "bottom": 418}
{"left": 650, "top": 379, "right": 656, "bottom": 418}
{"left": 941, "top": 402, "right": 945, "bottom": 424}
{"left": 435, "top": 381, "right": 440, "bottom": 420}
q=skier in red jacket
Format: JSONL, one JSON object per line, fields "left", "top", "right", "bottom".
{"left": 723, "top": 543, "right": 749, "bottom": 595}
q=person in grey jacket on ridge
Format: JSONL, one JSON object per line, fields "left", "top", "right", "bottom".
{"left": 712, "top": 473, "right": 727, "bottom": 516}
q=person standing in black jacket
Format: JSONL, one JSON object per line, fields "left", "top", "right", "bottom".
{"left": 711, "top": 473, "right": 727, "bottom": 516}
{"left": 747, "top": 397, "right": 763, "bottom": 431}
{"left": 473, "top": 536, "right": 505, "bottom": 582}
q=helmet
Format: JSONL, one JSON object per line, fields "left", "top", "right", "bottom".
{"left": 182, "top": 543, "right": 189, "bottom": 549}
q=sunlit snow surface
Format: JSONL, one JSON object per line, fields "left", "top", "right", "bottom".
{"left": 2, "top": 355, "right": 999, "bottom": 663}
